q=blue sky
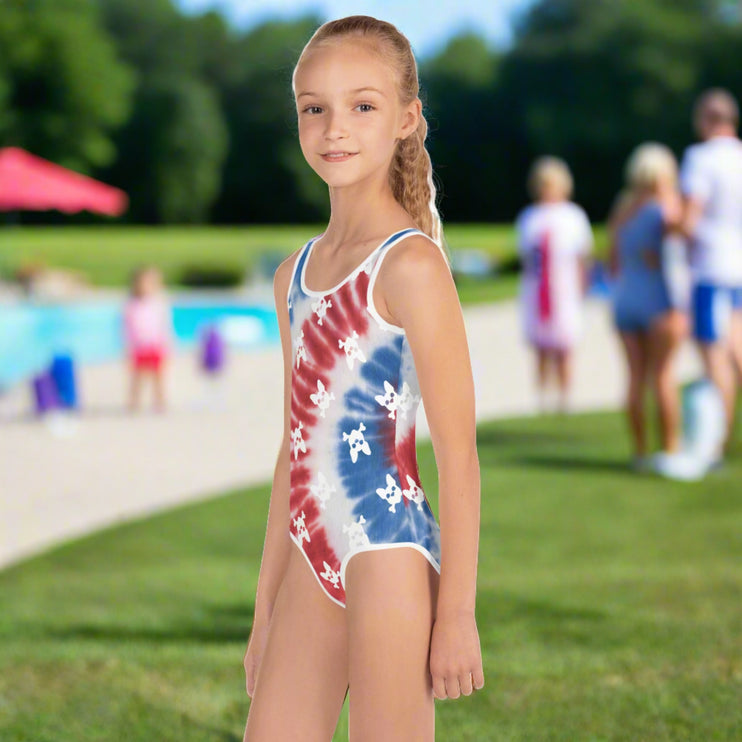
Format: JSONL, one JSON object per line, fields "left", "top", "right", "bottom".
{"left": 176, "top": 0, "right": 535, "bottom": 57}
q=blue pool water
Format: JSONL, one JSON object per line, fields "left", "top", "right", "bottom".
{"left": 0, "top": 299, "right": 279, "bottom": 389}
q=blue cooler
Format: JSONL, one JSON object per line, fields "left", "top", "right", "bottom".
{"left": 50, "top": 353, "right": 78, "bottom": 409}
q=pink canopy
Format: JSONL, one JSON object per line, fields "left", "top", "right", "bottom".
{"left": 0, "top": 147, "right": 128, "bottom": 216}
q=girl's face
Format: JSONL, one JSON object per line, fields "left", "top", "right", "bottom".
{"left": 539, "top": 181, "right": 568, "bottom": 203}
{"left": 136, "top": 269, "right": 161, "bottom": 297}
{"left": 294, "top": 40, "right": 419, "bottom": 190}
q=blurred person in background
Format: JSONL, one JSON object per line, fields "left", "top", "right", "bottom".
{"left": 608, "top": 144, "right": 688, "bottom": 472}
{"left": 516, "top": 156, "right": 593, "bottom": 413}
{"left": 680, "top": 88, "right": 742, "bottom": 456}
{"left": 123, "top": 266, "right": 172, "bottom": 413}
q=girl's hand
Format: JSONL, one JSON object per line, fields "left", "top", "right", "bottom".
{"left": 429, "top": 610, "right": 484, "bottom": 700}
{"left": 243, "top": 619, "right": 271, "bottom": 698}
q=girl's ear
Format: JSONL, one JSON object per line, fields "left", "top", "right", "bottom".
{"left": 399, "top": 98, "right": 422, "bottom": 140}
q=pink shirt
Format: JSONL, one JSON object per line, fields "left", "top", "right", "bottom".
{"left": 124, "top": 296, "right": 172, "bottom": 352}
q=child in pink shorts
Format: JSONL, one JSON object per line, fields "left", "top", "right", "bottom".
{"left": 123, "top": 266, "right": 172, "bottom": 412}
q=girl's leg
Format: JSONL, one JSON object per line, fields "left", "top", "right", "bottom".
{"left": 536, "top": 347, "right": 549, "bottom": 411}
{"left": 243, "top": 548, "right": 349, "bottom": 742}
{"left": 153, "top": 368, "right": 167, "bottom": 412}
{"left": 345, "top": 549, "right": 438, "bottom": 742}
{"left": 128, "top": 368, "right": 143, "bottom": 412}
{"left": 618, "top": 331, "right": 649, "bottom": 458}
{"left": 554, "top": 347, "right": 573, "bottom": 413}
{"left": 648, "top": 311, "right": 686, "bottom": 453}
{"left": 729, "top": 307, "right": 742, "bottom": 386}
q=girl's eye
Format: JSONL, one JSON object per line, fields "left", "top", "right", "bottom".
{"left": 356, "top": 103, "right": 375, "bottom": 113}
{"left": 303, "top": 106, "right": 323, "bottom": 115}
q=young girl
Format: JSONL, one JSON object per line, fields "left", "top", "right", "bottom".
{"left": 609, "top": 143, "right": 688, "bottom": 470}
{"left": 516, "top": 157, "right": 593, "bottom": 413}
{"left": 123, "top": 265, "right": 171, "bottom": 412}
{"left": 242, "top": 16, "right": 483, "bottom": 741}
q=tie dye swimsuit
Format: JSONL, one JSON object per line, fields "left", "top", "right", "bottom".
{"left": 287, "top": 228, "right": 442, "bottom": 607}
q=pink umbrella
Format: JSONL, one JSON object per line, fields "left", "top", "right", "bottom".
{"left": 0, "top": 147, "right": 127, "bottom": 216}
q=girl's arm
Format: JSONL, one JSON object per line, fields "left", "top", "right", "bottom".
{"left": 122, "top": 302, "right": 134, "bottom": 352}
{"left": 244, "top": 254, "right": 297, "bottom": 697}
{"left": 658, "top": 189, "right": 684, "bottom": 234}
{"left": 378, "top": 236, "right": 484, "bottom": 700}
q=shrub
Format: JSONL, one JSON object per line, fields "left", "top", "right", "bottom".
{"left": 177, "top": 263, "right": 245, "bottom": 288}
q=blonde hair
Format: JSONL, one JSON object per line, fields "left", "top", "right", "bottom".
{"left": 528, "top": 156, "right": 573, "bottom": 201}
{"left": 294, "top": 16, "right": 442, "bottom": 246}
{"left": 625, "top": 143, "right": 677, "bottom": 194}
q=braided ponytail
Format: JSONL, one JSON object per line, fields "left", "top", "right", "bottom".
{"left": 389, "top": 114, "right": 442, "bottom": 246}
{"left": 295, "top": 16, "right": 443, "bottom": 247}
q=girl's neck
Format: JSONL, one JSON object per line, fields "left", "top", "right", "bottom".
{"left": 323, "top": 178, "right": 411, "bottom": 249}
{"left": 632, "top": 188, "right": 661, "bottom": 207}
{"left": 538, "top": 196, "right": 566, "bottom": 205}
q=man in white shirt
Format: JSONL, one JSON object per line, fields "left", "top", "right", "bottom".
{"left": 680, "top": 88, "right": 742, "bottom": 444}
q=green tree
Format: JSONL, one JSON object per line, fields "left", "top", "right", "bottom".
{"left": 0, "top": 0, "right": 133, "bottom": 172}
{"left": 107, "top": 76, "right": 227, "bottom": 223}
{"left": 97, "top": 0, "right": 230, "bottom": 222}
{"left": 211, "top": 17, "right": 326, "bottom": 224}
{"left": 487, "top": 0, "right": 730, "bottom": 218}
{"left": 421, "top": 34, "right": 505, "bottom": 222}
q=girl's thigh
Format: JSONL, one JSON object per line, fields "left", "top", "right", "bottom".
{"left": 618, "top": 331, "right": 648, "bottom": 381}
{"left": 244, "top": 548, "right": 349, "bottom": 742}
{"left": 649, "top": 310, "right": 687, "bottom": 364}
{"left": 345, "top": 548, "right": 438, "bottom": 742}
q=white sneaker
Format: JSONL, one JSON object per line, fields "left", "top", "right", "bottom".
{"left": 651, "top": 451, "right": 708, "bottom": 482}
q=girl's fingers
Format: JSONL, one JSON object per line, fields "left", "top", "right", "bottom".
{"left": 473, "top": 665, "right": 485, "bottom": 690}
{"left": 433, "top": 664, "right": 485, "bottom": 700}
{"left": 432, "top": 675, "right": 447, "bottom": 700}
{"left": 445, "top": 675, "right": 461, "bottom": 700}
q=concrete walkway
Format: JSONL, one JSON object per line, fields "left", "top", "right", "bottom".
{"left": 0, "top": 299, "right": 702, "bottom": 569}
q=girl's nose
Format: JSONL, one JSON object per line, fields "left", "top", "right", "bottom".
{"left": 324, "top": 111, "right": 349, "bottom": 140}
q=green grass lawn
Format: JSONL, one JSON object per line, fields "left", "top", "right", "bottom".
{"left": 0, "top": 224, "right": 609, "bottom": 305}
{"left": 1, "top": 410, "right": 740, "bottom": 741}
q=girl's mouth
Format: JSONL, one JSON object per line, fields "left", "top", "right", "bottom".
{"left": 321, "top": 152, "right": 358, "bottom": 162}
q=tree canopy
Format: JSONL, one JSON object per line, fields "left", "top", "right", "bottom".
{"left": 0, "top": 0, "right": 133, "bottom": 173}
{"left": 1, "top": 0, "right": 740, "bottom": 223}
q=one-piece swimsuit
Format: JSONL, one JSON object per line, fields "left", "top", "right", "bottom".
{"left": 287, "top": 228, "right": 442, "bottom": 607}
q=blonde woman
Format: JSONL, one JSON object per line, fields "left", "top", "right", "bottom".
{"left": 516, "top": 157, "right": 593, "bottom": 412}
{"left": 609, "top": 143, "right": 688, "bottom": 469}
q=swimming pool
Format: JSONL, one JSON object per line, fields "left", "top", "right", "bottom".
{"left": 0, "top": 298, "right": 279, "bottom": 389}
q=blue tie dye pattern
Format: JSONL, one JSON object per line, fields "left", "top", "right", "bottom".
{"left": 338, "top": 340, "right": 440, "bottom": 554}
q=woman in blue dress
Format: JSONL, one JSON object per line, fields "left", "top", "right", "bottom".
{"left": 609, "top": 143, "right": 689, "bottom": 469}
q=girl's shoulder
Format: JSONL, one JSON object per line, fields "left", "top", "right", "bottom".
{"left": 554, "top": 201, "right": 590, "bottom": 229}
{"left": 273, "top": 239, "right": 320, "bottom": 307}
{"left": 274, "top": 241, "right": 313, "bottom": 287}
{"left": 654, "top": 194, "right": 682, "bottom": 231}
{"left": 565, "top": 200, "right": 590, "bottom": 219}
{"left": 515, "top": 204, "right": 536, "bottom": 227}
{"left": 376, "top": 232, "right": 450, "bottom": 289}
